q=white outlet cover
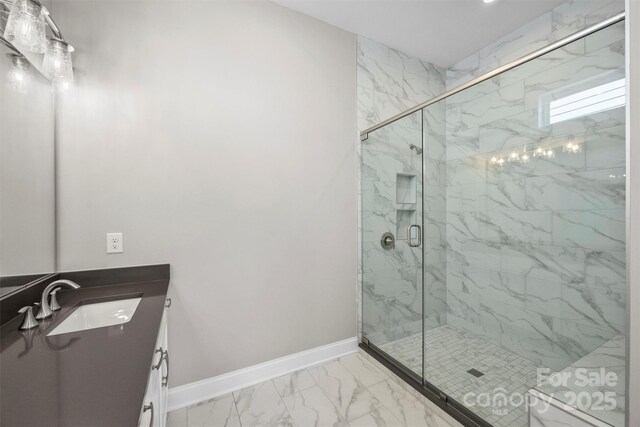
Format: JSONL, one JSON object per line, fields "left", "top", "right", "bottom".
{"left": 106, "top": 232, "right": 123, "bottom": 254}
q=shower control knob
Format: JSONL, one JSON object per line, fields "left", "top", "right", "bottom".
{"left": 380, "top": 232, "right": 395, "bottom": 250}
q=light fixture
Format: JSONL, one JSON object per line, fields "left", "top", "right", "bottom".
{"left": 42, "top": 37, "right": 73, "bottom": 82}
{"left": 3, "top": 0, "right": 47, "bottom": 53}
{"left": 7, "top": 53, "right": 30, "bottom": 92}
{"left": 483, "top": 0, "right": 497, "bottom": 3}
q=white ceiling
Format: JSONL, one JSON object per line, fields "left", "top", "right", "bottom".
{"left": 274, "top": 0, "right": 568, "bottom": 68}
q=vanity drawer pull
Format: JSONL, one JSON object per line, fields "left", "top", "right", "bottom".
{"left": 142, "top": 402, "right": 154, "bottom": 427}
{"left": 161, "top": 350, "right": 170, "bottom": 387}
{"left": 151, "top": 347, "right": 163, "bottom": 370}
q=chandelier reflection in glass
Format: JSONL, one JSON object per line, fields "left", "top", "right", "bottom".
{"left": 7, "top": 52, "right": 30, "bottom": 92}
{"left": 488, "top": 137, "right": 583, "bottom": 168}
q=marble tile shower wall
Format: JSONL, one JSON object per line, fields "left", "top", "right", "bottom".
{"left": 357, "top": 36, "right": 445, "bottom": 132}
{"left": 358, "top": 37, "right": 447, "bottom": 344}
{"left": 446, "top": 0, "right": 625, "bottom": 90}
{"left": 443, "top": 22, "right": 626, "bottom": 371}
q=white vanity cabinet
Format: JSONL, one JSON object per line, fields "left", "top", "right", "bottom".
{"left": 138, "top": 301, "right": 169, "bottom": 427}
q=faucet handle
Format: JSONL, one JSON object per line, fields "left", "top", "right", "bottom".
{"left": 18, "top": 304, "right": 40, "bottom": 331}
{"left": 49, "top": 287, "right": 63, "bottom": 311}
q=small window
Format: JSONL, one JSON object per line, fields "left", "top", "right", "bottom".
{"left": 538, "top": 71, "right": 626, "bottom": 127}
{"left": 549, "top": 78, "right": 626, "bottom": 124}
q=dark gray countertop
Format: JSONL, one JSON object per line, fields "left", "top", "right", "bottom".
{"left": 0, "top": 265, "right": 170, "bottom": 427}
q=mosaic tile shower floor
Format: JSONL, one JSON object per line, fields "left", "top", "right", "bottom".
{"left": 378, "top": 325, "right": 547, "bottom": 427}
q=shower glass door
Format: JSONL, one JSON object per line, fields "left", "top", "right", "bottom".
{"left": 361, "top": 110, "right": 424, "bottom": 378}
{"left": 424, "top": 20, "right": 626, "bottom": 427}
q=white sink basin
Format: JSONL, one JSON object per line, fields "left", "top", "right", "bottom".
{"left": 48, "top": 297, "right": 142, "bottom": 336}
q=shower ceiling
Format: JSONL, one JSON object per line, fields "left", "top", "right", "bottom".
{"left": 274, "top": 0, "right": 579, "bottom": 67}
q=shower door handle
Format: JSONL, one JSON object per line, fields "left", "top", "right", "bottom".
{"left": 407, "top": 224, "right": 422, "bottom": 247}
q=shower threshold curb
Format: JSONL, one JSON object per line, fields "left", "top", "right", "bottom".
{"left": 359, "top": 342, "right": 493, "bottom": 427}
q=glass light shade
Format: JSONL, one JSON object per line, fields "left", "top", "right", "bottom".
{"left": 4, "top": 0, "right": 47, "bottom": 54}
{"left": 7, "top": 53, "right": 31, "bottom": 93}
{"left": 42, "top": 38, "right": 73, "bottom": 82}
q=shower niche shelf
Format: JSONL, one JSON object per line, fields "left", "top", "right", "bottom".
{"left": 396, "top": 174, "right": 417, "bottom": 204}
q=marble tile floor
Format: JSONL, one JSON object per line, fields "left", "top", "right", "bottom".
{"left": 167, "top": 350, "right": 463, "bottom": 427}
{"left": 378, "top": 325, "right": 547, "bottom": 427}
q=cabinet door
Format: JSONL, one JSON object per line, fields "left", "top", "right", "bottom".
{"left": 140, "top": 306, "right": 168, "bottom": 427}
{"left": 139, "top": 364, "right": 160, "bottom": 427}
{"left": 158, "top": 308, "right": 169, "bottom": 427}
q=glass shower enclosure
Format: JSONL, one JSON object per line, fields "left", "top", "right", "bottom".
{"left": 361, "top": 109, "right": 426, "bottom": 379}
{"left": 361, "top": 17, "right": 627, "bottom": 427}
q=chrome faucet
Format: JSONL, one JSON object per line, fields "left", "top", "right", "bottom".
{"left": 35, "top": 280, "right": 81, "bottom": 320}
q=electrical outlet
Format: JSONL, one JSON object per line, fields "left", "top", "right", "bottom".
{"left": 106, "top": 232, "right": 123, "bottom": 253}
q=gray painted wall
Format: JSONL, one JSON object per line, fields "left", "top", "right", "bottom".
{"left": 52, "top": 0, "right": 357, "bottom": 387}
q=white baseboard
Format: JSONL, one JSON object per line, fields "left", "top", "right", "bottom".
{"left": 167, "top": 336, "right": 358, "bottom": 411}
